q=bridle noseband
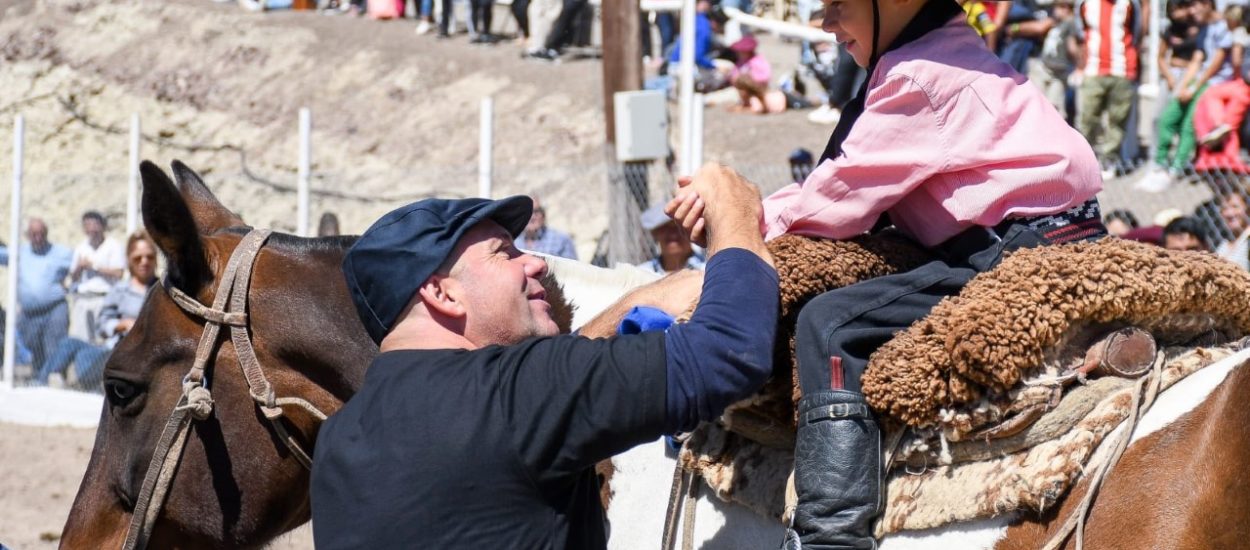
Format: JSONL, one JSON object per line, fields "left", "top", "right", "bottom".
{"left": 122, "top": 228, "right": 331, "bottom": 550}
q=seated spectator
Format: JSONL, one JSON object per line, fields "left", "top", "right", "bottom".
{"left": 1215, "top": 190, "right": 1250, "bottom": 268}
{"left": 728, "top": 35, "right": 781, "bottom": 114}
{"left": 515, "top": 196, "right": 578, "bottom": 260}
{"left": 37, "top": 231, "right": 157, "bottom": 389}
{"left": 1104, "top": 209, "right": 1141, "bottom": 236}
{"left": 1140, "top": 0, "right": 1232, "bottom": 193}
{"left": 1121, "top": 208, "right": 1182, "bottom": 244}
{"left": 1193, "top": 5, "right": 1250, "bottom": 172}
{"left": 636, "top": 204, "right": 706, "bottom": 274}
{"left": 1163, "top": 216, "right": 1212, "bottom": 251}
{"left": 69, "top": 211, "right": 125, "bottom": 345}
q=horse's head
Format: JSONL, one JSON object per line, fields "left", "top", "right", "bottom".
{"left": 61, "top": 161, "right": 377, "bottom": 549}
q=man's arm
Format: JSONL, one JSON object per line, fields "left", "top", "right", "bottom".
{"left": 578, "top": 270, "right": 703, "bottom": 339}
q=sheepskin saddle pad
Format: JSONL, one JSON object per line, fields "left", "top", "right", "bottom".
{"left": 679, "top": 342, "right": 1244, "bottom": 535}
{"left": 678, "top": 236, "right": 1250, "bottom": 533}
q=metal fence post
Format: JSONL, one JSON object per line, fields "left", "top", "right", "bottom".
{"left": 298, "top": 108, "right": 311, "bottom": 237}
{"left": 479, "top": 97, "right": 493, "bottom": 199}
{"left": 4, "top": 115, "right": 24, "bottom": 389}
{"left": 677, "top": 0, "right": 696, "bottom": 176}
{"left": 126, "top": 113, "right": 141, "bottom": 235}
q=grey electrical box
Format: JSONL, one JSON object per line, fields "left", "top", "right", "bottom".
{"left": 614, "top": 90, "right": 669, "bottom": 162}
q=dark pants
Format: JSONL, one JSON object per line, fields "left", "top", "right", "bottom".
{"left": 37, "top": 337, "right": 109, "bottom": 387}
{"left": 512, "top": 0, "right": 530, "bottom": 37}
{"left": 543, "top": 0, "right": 588, "bottom": 51}
{"left": 825, "top": 43, "right": 863, "bottom": 109}
{"left": 438, "top": 0, "right": 454, "bottom": 34}
{"left": 470, "top": 0, "right": 493, "bottom": 34}
{"left": 19, "top": 300, "right": 69, "bottom": 379}
{"left": 795, "top": 222, "right": 1096, "bottom": 395}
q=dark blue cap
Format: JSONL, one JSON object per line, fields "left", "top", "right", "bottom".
{"left": 342, "top": 196, "right": 533, "bottom": 344}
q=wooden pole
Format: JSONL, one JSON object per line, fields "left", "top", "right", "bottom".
{"left": 601, "top": 0, "right": 649, "bottom": 266}
{"left": 601, "top": 0, "right": 644, "bottom": 144}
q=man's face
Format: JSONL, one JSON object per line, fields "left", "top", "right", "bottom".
{"left": 447, "top": 221, "right": 559, "bottom": 345}
{"left": 27, "top": 221, "right": 47, "bottom": 249}
{"left": 651, "top": 221, "right": 693, "bottom": 261}
{"left": 1164, "top": 232, "right": 1206, "bottom": 252}
{"left": 526, "top": 207, "right": 546, "bottom": 236}
{"left": 82, "top": 217, "right": 104, "bottom": 241}
{"left": 1221, "top": 194, "right": 1247, "bottom": 234}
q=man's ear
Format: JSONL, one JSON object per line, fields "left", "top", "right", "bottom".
{"left": 417, "top": 275, "right": 466, "bottom": 319}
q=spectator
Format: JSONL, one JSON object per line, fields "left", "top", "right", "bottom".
{"left": 996, "top": 0, "right": 1054, "bottom": 75}
{"left": 1193, "top": 5, "right": 1250, "bottom": 171}
{"left": 67, "top": 211, "right": 126, "bottom": 345}
{"left": 961, "top": 0, "right": 1000, "bottom": 37}
{"left": 1142, "top": 0, "right": 1233, "bottom": 192}
{"left": 1163, "top": 216, "right": 1212, "bottom": 250}
{"left": 0, "top": 219, "right": 73, "bottom": 378}
{"left": 413, "top": 0, "right": 436, "bottom": 35}
{"left": 1215, "top": 190, "right": 1250, "bottom": 267}
{"left": 1104, "top": 209, "right": 1141, "bottom": 236}
{"left": 524, "top": 0, "right": 589, "bottom": 60}
{"left": 511, "top": 0, "right": 532, "bottom": 44}
{"left": 469, "top": 0, "right": 495, "bottom": 43}
{"left": 727, "top": 35, "right": 775, "bottom": 114}
{"left": 515, "top": 196, "right": 578, "bottom": 260}
{"left": 636, "top": 204, "right": 705, "bottom": 274}
{"left": 1139, "top": 0, "right": 1206, "bottom": 190}
{"left": 37, "top": 231, "right": 157, "bottom": 389}
{"left": 658, "top": 0, "right": 721, "bottom": 92}
{"left": 1075, "top": 0, "right": 1146, "bottom": 176}
{"left": 1036, "top": 0, "right": 1080, "bottom": 122}
{"left": 318, "top": 212, "right": 342, "bottom": 237}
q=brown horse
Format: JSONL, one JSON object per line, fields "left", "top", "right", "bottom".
{"left": 61, "top": 161, "right": 376, "bottom": 549}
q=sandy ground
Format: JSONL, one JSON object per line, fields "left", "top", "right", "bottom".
{"left": 0, "top": 420, "right": 314, "bottom": 549}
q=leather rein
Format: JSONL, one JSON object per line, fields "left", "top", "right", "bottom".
{"left": 122, "top": 229, "right": 331, "bottom": 550}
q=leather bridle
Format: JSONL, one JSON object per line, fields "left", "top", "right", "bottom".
{"left": 121, "top": 229, "right": 331, "bottom": 550}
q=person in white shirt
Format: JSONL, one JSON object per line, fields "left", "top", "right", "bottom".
{"left": 1216, "top": 191, "right": 1250, "bottom": 269}
{"left": 68, "top": 211, "right": 126, "bottom": 344}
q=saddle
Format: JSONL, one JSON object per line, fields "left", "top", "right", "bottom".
{"left": 675, "top": 235, "right": 1250, "bottom": 534}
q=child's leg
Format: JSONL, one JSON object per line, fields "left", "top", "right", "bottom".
{"left": 786, "top": 261, "right": 976, "bottom": 550}
{"left": 1156, "top": 98, "right": 1185, "bottom": 167}
{"left": 1193, "top": 84, "right": 1223, "bottom": 140}
{"left": 1227, "top": 80, "right": 1250, "bottom": 129}
{"left": 1174, "top": 85, "right": 1208, "bottom": 171}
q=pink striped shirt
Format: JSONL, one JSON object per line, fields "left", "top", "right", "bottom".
{"left": 762, "top": 16, "right": 1102, "bottom": 247}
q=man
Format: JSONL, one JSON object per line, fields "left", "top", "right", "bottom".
{"left": 637, "top": 203, "right": 706, "bottom": 274}
{"left": 515, "top": 196, "right": 578, "bottom": 260}
{"left": 1074, "top": 0, "right": 1146, "bottom": 177}
{"left": 1163, "top": 216, "right": 1211, "bottom": 251}
{"left": 311, "top": 164, "right": 779, "bottom": 548}
{"left": 0, "top": 219, "right": 73, "bottom": 379}
{"left": 68, "top": 211, "right": 125, "bottom": 344}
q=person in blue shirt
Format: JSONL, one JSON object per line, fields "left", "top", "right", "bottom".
{"left": 0, "top": 218, "right": 73, "bottom": 380}
{"left": 516, "top": 196, "right": 578, "bottom": 260}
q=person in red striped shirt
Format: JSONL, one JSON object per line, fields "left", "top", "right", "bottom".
{"left": 1074, "top": 0, "right": 1149, "bottom": 175}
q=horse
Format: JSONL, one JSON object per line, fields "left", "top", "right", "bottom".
{"left": 63, "top": 161, "right": 1250, "bottom": 549}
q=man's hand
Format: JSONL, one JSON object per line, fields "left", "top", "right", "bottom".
{"left": 686, "top": 163, "right": 773, "bottom": 267}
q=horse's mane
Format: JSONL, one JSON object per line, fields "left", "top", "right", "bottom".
{"left": 218, "top": 226, "right": 358, "bottom": 254}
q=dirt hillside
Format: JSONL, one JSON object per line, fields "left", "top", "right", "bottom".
{"left": 0, "top": 0, "right": 830, "bottom": 257}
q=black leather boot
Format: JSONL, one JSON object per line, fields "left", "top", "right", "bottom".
{"left": 781, "top": 390, "right": 882, "bottom": 550}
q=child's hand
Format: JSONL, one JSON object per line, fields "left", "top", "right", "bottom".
{"left": 665, "top": 177, "right": 708, "bottom": 247}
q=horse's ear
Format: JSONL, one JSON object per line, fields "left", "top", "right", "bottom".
{"left": 141, "top": 161, "right": 211, "bottom": 291}
{"left": 170, "top": 159, "right": 246, "bottom": 233}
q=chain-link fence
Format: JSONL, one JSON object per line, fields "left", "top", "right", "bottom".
{"left": 2, "top": 154, "right": 1243, "bottom": 391}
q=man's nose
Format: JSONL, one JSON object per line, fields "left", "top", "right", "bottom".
{"left": 524, "top": 254, "right": 549, "bottom": 279}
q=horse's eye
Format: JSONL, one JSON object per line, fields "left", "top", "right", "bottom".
{"left": 104, "top": 379, "right": 140, "bottom": 407}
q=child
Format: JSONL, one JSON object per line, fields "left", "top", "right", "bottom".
{"left": 727, "top": 35, "right": 777, "bottom": 114}
{"left": 666, "top": 0, "right": 1102, "bottom": 546}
